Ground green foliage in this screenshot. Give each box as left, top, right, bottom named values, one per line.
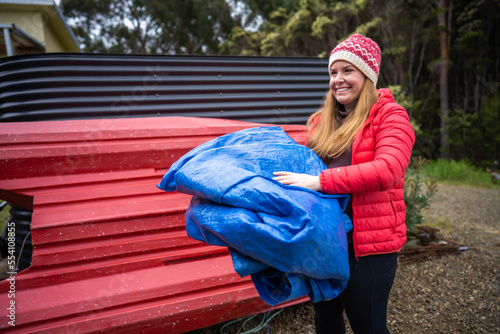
left=61, top=0, right=235, bottom=54
left=443, top=84, right=500, bottom=163
left=311, top=16, right=334, bottom=38
left=455, top=0, right=489, bottom=70
left=147, top=0, right=235, bottom=54
left=422, top=159, right=499, bottom=188
left=388, top=85, right=414, bottom=112
left=242, top=0, right=300, bottom=18
left=410, top=82, right=441, bottom=159
left=222, top=26, right=262, bottom=56
left=477, top=88, right=500, bottom=161
left=223, top=0, right=378, bottom=58
left=404, top=157, right=438, bottom=234
left=352, top=17, right=383, bottom=37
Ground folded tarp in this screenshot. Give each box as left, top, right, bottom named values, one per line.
left=157, top=126, right=352, bottom=305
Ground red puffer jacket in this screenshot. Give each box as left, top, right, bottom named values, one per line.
left=319, top=88, right=415, bottom=258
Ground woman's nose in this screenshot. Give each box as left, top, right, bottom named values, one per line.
left=334, top=73, right=344, bottom=84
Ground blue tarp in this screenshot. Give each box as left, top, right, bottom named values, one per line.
left=157, top=126, right=352, bottom=305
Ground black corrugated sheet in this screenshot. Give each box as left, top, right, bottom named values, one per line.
left=0, top=52, right=329, bottom=124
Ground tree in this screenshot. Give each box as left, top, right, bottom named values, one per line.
left=61, top=0, right=235, bottom=54
left=144, top=0, right=235, bottom=54
left=436, top=0, right=452, bottom=160
left=223, top=0, right=383, bottom=58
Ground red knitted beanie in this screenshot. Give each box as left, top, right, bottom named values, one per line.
left=328, top=33, right=381, bottom=85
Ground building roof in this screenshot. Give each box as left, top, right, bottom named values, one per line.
left=0, top=0, right=80, bottom=52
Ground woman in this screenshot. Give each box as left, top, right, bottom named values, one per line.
left=273, top=34, right=415, bottom=333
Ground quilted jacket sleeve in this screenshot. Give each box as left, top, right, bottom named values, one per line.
left=320, top=103, right=415, bottom=194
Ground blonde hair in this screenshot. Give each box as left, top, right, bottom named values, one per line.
left=307, top=79, right=379, bottom=160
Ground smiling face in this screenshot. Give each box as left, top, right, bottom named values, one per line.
left=329, top=60, right=367, bottom=113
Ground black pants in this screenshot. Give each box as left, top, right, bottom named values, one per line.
left=313, top=243, right=398, bottom=334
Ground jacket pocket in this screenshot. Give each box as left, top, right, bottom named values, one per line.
left=389, top=196, right=398, bottom=234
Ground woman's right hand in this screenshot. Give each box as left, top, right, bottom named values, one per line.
left=273, top=171, right=321, bottom=191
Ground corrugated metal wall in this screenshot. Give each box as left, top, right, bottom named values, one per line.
left=0, top=52, right=329, bottom=124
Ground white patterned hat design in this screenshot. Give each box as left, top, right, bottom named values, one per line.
left=328, top=33, right=381, bottom=85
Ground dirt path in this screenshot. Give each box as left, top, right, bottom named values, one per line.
left=190, top=183, right=500, bottom=334
left=388, top=184, right=500, bottom=333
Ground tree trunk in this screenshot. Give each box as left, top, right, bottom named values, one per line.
left=437, top=0, right=451, bottom=160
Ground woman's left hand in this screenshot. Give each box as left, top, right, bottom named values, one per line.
left=273, top=171, right=321, bottom=191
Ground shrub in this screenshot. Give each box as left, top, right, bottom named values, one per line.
left=404, top=157, right=438, bottom=235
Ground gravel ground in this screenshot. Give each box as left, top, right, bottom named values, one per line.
left=189, top=183, right=500, bottom=334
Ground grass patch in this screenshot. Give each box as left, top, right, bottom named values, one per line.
left=422, top=159, right=499, bottom=188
